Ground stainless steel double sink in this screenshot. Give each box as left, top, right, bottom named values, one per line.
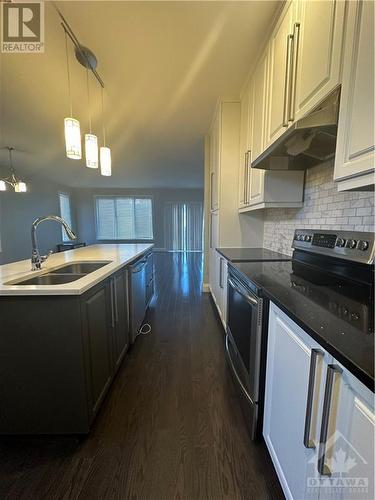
left=6, top=261, right=112, bottom=286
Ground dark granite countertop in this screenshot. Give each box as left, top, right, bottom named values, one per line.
left=216, top=247, right=291, bottom=262
left=229, top=260, right=374, bottom=392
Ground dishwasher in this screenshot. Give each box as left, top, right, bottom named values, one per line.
left=128, top=251, right=153, bottom=344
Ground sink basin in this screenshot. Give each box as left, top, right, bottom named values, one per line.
left=12, top=274, right=86, bottom=286
left=49, top=261, right=111, bottom=275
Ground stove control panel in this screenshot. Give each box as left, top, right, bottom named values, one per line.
left=292, top=229, right=374, bottom=264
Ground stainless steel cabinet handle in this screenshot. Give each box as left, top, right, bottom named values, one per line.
left=245, top=150, right=251, bottom=205
left=303, top=349, right=324, bottom=449
left=114, top=279, right=119, bottom=322
left=210, top=171, right=214, bottom=210
left=219, top=258, right=224, bottom=289
left=244, top=151, right=249, bottom=205
left=283, top=34, right=294, bottom=127
left=318, top=364, right=342, bottom=476
left=110, top=279, right=115, bottom=328
left=228, top=277, right=258, bottom=306
left=288, top=22, right=300, bottom=122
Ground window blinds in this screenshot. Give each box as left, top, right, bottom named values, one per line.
left=96, top=197, right=153, bottom=240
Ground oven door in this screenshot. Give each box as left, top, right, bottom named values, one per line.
left=226, top=272, right=263, bottom=405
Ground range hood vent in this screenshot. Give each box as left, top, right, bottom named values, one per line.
left=252, top=89, right=340, bottom=171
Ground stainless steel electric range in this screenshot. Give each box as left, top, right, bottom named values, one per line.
left=226, top=230, right=374, bottom=440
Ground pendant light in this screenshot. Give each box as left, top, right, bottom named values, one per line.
left=0, top=147, right=27, bottom=193
left=85, top=69, right=98, bottom=168
left=63, top=29, right=82, bottom=160
left=100, top=87, right=111, bottom=176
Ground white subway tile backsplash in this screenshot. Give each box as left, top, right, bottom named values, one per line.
left=263, top=163, right=375, bottom=256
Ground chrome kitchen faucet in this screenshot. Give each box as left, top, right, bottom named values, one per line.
left=31, top=215, right=76, bottom=270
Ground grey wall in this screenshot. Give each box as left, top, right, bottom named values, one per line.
left=0, top=176, right=76, bottom=264
left=73, top=188, right=204, bottom=250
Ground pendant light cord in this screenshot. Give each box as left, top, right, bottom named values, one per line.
left=64, top=29, right=73, bottom=118
left=101, top=87, right=106, bottom=147
left=86, top=68, right=92, bottom=133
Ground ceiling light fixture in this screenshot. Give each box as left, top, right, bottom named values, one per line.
left=63, top=28, right=82, bottom=160
left=84, top=68, right=98, bottom=168
left=100, top=87, right=111, bottom=176
left=0, top=147, right=27, bottom=193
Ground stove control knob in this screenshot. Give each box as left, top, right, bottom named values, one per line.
left=336, top=237, right=346, bottom=248
left=346, top=239, right=357, bottom=249
left=304, top=235, right=312, bottom=242
left=357, top=240, right=369, bottom=251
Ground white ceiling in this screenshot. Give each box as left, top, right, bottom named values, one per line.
left=0, top=0, right=279, bottom=189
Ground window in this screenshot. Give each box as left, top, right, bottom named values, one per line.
left=164, top=202, right=203, bottom=251
left=95, top=196, right=153, bottom=240
left=58, top=192, right=73, bottom=242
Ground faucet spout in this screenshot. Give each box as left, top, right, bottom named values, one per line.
left=31, top=215, right=77, bottom=270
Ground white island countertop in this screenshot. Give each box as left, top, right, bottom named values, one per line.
left=0, top=244, right=153, bottom=296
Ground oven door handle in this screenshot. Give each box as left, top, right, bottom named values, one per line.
left=228, top=277, right=258, bottom=306
left=225, top=335, right=255, bottom=406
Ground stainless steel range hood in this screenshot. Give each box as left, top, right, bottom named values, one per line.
left=252, top=89, right=340, bottom=170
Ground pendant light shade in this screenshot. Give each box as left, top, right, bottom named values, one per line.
left=14, top=181, right=27, bottom=193
left=85, top=133, right=98, bottom=168
left=64, top=117, right=82, bottom=159
left=100, top=146, right=111, bottom=176
left=0, top=180, right=6, bottom=191
left=63, top=29, right=81, bottom=160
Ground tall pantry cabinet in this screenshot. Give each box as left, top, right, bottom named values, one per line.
left=207, top=101, right=241, bottom=327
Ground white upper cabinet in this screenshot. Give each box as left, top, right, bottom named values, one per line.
left=266, top=0, right=295, bottom=146
left=238, top=79, right=252, bottom=209
left=251, top=48, right=269, bottom=162
left=334, top=0, right=375, bottom=191
left=292, top=0, right=345, bottom=122
left=238, top=41, right=304, bottom=213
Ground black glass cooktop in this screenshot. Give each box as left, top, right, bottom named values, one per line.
left=230, top=258, right=374, bottom=391
left=216, top=247, right=291, bottom=262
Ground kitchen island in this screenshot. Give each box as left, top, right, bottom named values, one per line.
left=0, top=244, right=153, bottom=435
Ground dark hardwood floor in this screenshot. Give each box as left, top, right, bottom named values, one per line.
left=0, top=252, right=283, bottom=500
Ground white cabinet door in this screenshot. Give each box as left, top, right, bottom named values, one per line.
left=238, top=80, right=252, bottom=209
left=334, top=0, right=375, bottom=190
left=317, top=361, right=374, bottom=500
left=292, top=0, right=345, bottom=122
left=266, top=0, right=295, bottom=147
left=210, top=110, right=221, bottom=211
left=264, top=303, right=328, bottom=500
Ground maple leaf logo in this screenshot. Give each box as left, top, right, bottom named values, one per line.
left=332, top=448, right=357, bottom=474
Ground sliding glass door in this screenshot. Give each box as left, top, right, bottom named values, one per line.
left=164, top=202, right=203, bottom=252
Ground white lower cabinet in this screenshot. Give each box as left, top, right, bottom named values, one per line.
left=264, top=303, right=374, bottom=500
left=209, top=250, right=228, bottom=328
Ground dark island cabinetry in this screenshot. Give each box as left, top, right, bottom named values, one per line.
left=0, top=267, right=129, bottom=435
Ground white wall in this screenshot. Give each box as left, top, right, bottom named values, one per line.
left=263, top=162, right=375, bottom=256
left=0, top=176, right=76, bottom=264
left=73, top=187, right=204, bottom=250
